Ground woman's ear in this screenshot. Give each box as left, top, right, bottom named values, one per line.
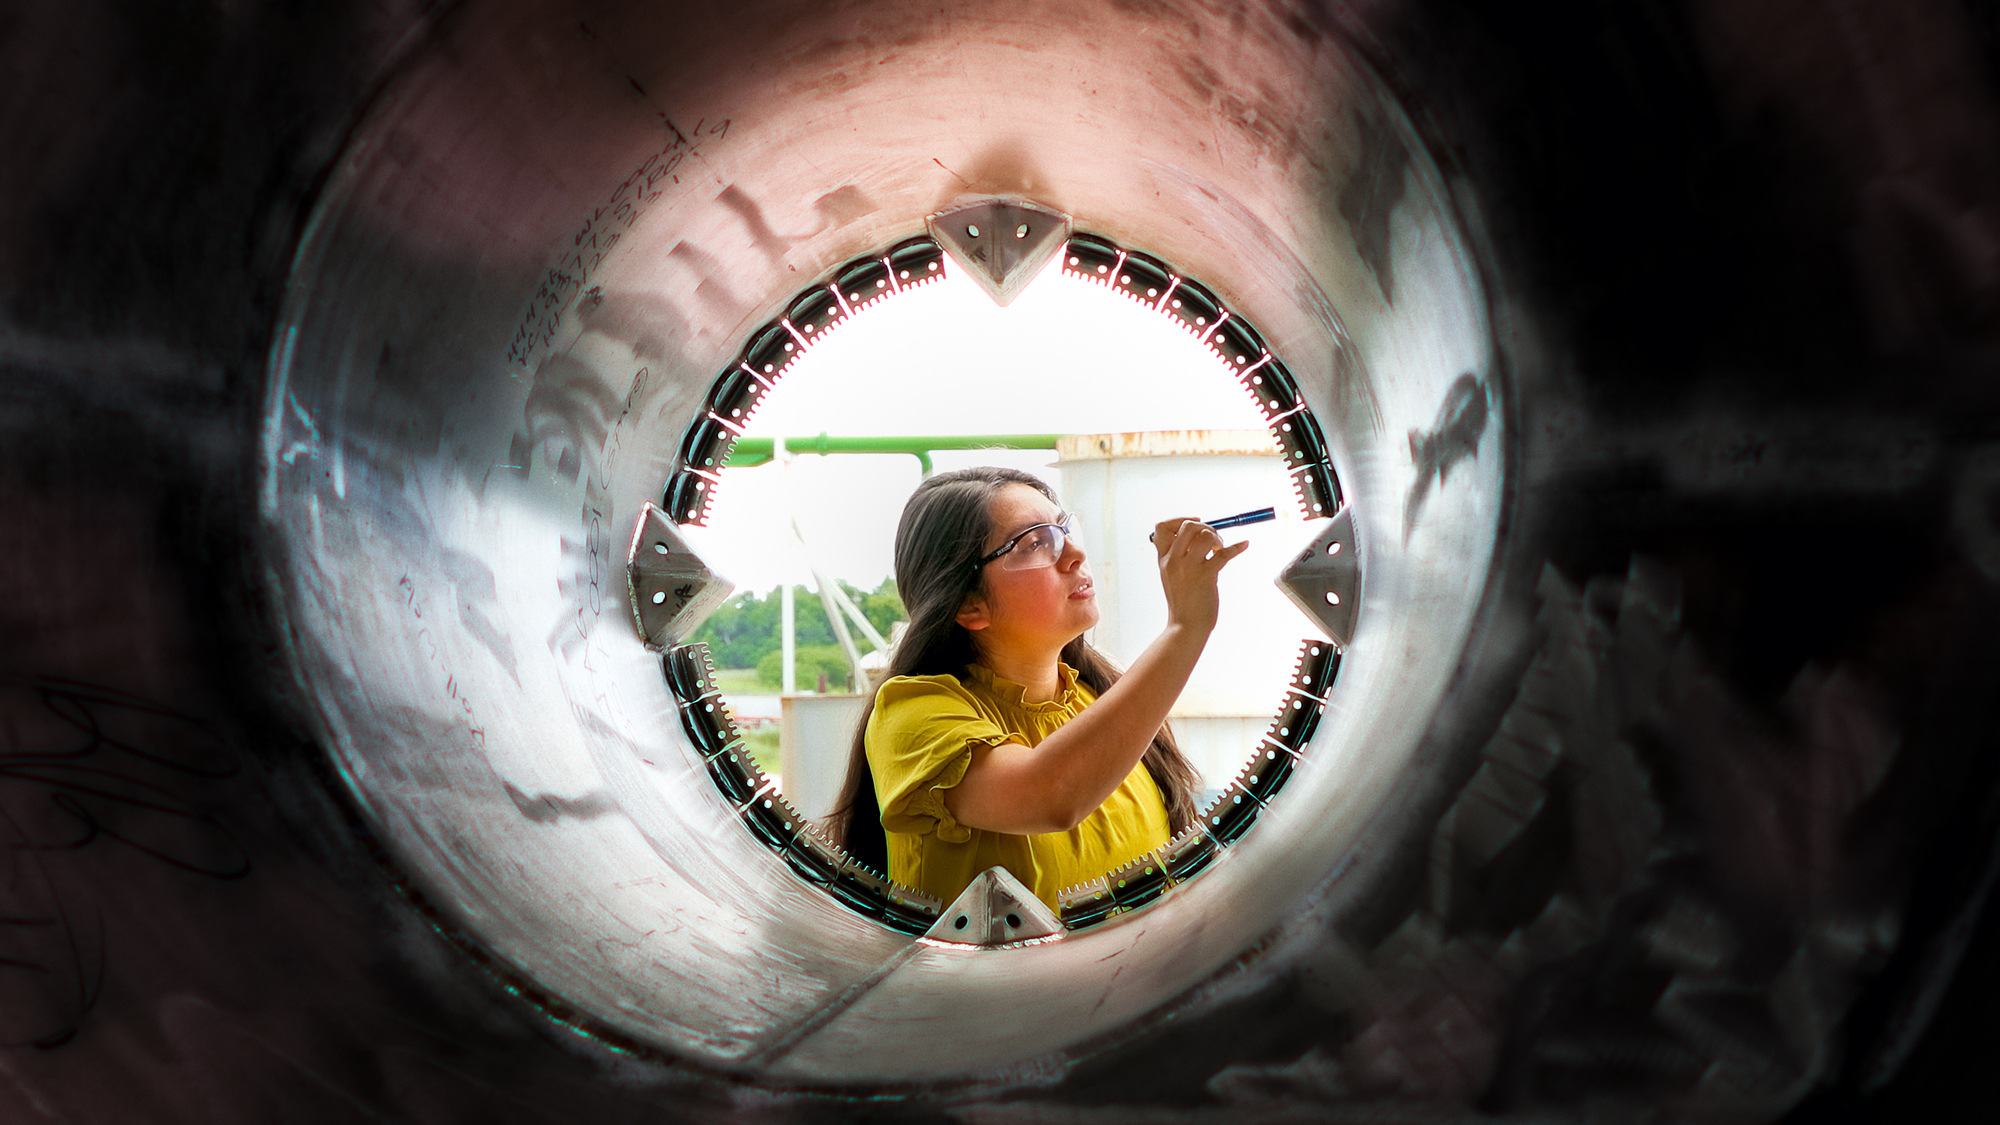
left=955, top=591, right=991, bottom=632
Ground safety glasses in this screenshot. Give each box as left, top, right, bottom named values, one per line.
left=975, top=513, right=1081, bottom=572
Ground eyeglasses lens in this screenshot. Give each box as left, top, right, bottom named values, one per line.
left=996, top=518, right=1078, bottom=571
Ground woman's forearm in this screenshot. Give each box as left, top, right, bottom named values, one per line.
left=944, top=516, right=1246, bottom=835
left=944, top=623, right=1209, bottom=834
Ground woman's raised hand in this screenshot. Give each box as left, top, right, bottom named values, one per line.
left=1152, top=517, right=1251, bottom=636
left=946, top=514, right=1252, bottom=836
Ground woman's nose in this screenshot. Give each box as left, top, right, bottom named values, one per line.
left=1059, top=535, right=1087, bottom=568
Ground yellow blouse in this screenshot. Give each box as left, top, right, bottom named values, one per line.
left=864, top=662, right=1170, bottom=910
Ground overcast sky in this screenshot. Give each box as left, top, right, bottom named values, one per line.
left=680, top=252, right=1272, bottom=595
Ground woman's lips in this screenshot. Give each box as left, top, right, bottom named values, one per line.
left=1070, top=580, right=1095, bottom=600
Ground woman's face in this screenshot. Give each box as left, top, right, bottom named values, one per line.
left=958, top=482, right=1098, bottom=653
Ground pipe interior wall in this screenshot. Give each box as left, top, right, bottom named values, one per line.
left=261, top=0, right=1498, bottom=1080
left=4, top=0, right=2000, bottom=1119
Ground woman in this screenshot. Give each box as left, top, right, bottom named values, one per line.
left=829, top=466, right=1248, bottom=910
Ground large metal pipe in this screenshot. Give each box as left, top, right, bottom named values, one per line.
left=260, top=0, right=1500, bottom=1082
left=8, top=0, right=2000, bottom=1119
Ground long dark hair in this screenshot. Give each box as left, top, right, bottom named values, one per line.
left=827, top=466, right=1201, bottom=874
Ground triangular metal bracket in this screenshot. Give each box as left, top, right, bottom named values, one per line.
left=627, top=503, right=735, bottom=650
left=923, top=865, right=1065, bottom=945
left=1275, top=504, right=1361, bottom=649
left=927, top=198, right=1071, bottom=307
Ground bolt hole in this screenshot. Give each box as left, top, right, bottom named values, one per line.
left=651, top=591, right=667, bottom=605
left=966, top=225, right=980, bottom=238
left=1327, top=541, right=1342, bottom=556
left=1324, top=591, right=1341, bottom=605
left=652, top=542, right=668, bottom=555
left=953, top=915, right=968, bottom=930
left=1006, top=913, right=1021, bottom=927
left=1015, top=224, right=1029, bottom=238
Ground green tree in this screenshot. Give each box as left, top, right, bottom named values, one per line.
left=690, top=578, right=905, bottom=672
left=756, top=644, right=857, bottom=690
left=858, top=580, right=906, bottom=639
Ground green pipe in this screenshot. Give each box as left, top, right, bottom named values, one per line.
left=725, top=433, right=1064, bottom=472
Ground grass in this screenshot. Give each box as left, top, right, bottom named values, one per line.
left=742, top=727, right=781, bottom=777
left=715, top=667, right=765, bottom=693
left=711, top=667, right=781, bottom=776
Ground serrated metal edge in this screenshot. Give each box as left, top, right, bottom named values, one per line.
left=1204, top=784, right=1267, bottom=827
left=1223, top=746, right=1288, bottom=798
left=662, top=237, right=1348, bottom=929
left=687, top=644, right=722, bottom=695
left=1102, top=846, right=1174, bottom=890
left=1288, top=637, right=1339, bottom=698
left=836, top=857, right=942, bottom=914
left=1195, top=773, right=1267, bottom=828
left=729, top=772, right=781, bottom=815
left=1265, top=689, right=1326, bottom=748
left=1056, top=874, right=1112, bottom=906
left=884, top=881, right=942, bottom=914
left=1163, top=819, right=1216, bottom=852
left=665, top=242, right=951, bottom=528
left=752, top=786, right=813, bottom=836
left=1288, top=466, right=1332, bottom=517
left=1060, top=235, right=1339, bottom=524
left=661, top=653, right=946, bottom=921
left=684, top=693, right=746, bottom=753
left=1160, top=824, right=1220, bottom=868
left=1059, top=829, right=1212, bottom=905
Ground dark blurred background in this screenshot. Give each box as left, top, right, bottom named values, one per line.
left=3, top=0, right=1998, bottom=1119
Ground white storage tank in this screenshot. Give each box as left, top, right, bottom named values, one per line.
left=1056, top=430, right=1318, bottom=796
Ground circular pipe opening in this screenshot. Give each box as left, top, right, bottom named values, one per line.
left=258, top=0, right=1504, bottom=1085
left=654, top=232, right=1351, bottom=935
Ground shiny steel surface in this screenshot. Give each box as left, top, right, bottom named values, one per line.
left=1276, top=505, right=1362, bottom=648
left=11, top=0, right=2000, bottom=1117
left=257, top=0, right=1499, bottom=1083
left=627, top=503, right=734, bottom=649
left=922, top=866, right=1064, bottom=947
left=927, top=198, right=1074, bottom=307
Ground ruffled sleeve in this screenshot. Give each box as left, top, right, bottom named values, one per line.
left=865, top=675, right=1017, bottom=844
